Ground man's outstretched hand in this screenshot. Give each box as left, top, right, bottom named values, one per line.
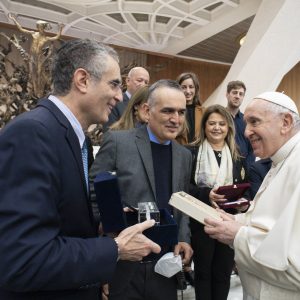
left=115, top=220, right=161, bottom=261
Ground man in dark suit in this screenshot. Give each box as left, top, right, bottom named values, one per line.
left=103, top=66, right=149, bottom=130
left=90, top=79, right=193, bottom=300
left=0, top=39, right=160, bottom=300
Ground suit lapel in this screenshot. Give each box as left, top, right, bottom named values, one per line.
left=37, top=99, right=88, bottom=198
left=135, top=127, right=156, bottom=198
left=65, top=128, right=89, bottom=198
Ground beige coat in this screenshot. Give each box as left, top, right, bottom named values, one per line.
left=177, top=105, right=205, bottom=145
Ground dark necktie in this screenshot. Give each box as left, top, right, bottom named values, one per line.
left=81, top=139, right=89, bottom=193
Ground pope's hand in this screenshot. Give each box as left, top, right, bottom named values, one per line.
left=204, top=212, right=242, bottom=246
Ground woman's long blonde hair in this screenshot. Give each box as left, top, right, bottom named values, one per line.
left=110, top=86, right=149, bottom=131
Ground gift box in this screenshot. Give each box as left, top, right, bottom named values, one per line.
left=169, top=191, right=222, bottom=225
left=94, top=171, right=178, bottom=246
left=126, top=209, right=178, bottom=246
left=216, top=183, right=250, bottom=209
left=93, top=171, right=126, bottom=233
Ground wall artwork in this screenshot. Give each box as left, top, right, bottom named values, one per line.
left=0, top=14, right=63, bottom=129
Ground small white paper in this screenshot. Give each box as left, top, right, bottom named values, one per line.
left=154, top=252, right=182, bottom=278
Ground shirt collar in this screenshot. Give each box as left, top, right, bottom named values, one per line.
left=235, top=110, right=243, bottom=119
left=125, top=90, right=131, bottom=99
left=48, top=95, right=85, bottom=148
left=146, top=125, right=171, bottom=145
left=271, top=131, right=300, bottom=166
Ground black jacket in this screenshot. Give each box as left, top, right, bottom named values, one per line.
left=187, top=145, right=248, bottom=231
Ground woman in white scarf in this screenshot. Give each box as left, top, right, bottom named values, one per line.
left=189, top=105, right=247, bottom=300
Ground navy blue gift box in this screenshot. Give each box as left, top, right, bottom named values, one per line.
left=94, top=171, right=178, bottom=246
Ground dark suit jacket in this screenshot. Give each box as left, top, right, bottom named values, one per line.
left=90, top=125, right=192, bottom=243
left=0, top=98, right=118, bottom=300
left=189, top=147, right=249, bottom=206
left=102, top=92, right=130, bottom=131
left=188, top=145, right=248, bottom=233
left=249, top=158, right=272, bottom=199
left=89, top=126, right=192, bottom=298
left=86, top=134, right=95, bottom=169
left=233, top=111, right=255, bottom=173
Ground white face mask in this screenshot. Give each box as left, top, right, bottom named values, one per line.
left=154, top=252, right=182, bottom=278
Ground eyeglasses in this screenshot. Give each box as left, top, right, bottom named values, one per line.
left=108, top=79, right=122, bottom=91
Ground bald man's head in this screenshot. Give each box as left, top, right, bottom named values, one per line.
left=126, top=67, right=150, bottom=96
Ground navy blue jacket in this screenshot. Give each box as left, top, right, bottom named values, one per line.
left=249, top=158, right=272, bottom=199
left=188, top=145, right=248, bottom=232
left=233, top=111, right=255, bottom=173
left=0, top=99, right=118, bottom=299
left=103, top=92, right=130, bottom=131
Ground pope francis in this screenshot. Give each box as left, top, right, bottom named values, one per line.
left=204, top=91, right=300, bottom=300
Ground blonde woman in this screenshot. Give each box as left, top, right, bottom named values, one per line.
left=110, top=86, right=149, bottom=130
left=189, top=104, right=247, bottom=300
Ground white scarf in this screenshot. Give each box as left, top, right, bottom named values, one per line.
left=194, top=139, right=233, bottom=188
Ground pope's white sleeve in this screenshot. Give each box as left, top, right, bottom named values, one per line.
left=234, top=226, right=300, bottom=291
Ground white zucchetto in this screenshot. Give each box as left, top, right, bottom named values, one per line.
left=255, top=91, right=298, bottom=115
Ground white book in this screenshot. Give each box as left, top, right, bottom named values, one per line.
left=169, top=191, right=222, bottom=225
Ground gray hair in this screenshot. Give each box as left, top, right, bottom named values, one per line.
left=127, top=66, right=149, bottom=78
left=147, top=79, right=183, bottom=107
left=264, top=100, right=300, bottom=128
left=51, top=39, right=119, bottom=96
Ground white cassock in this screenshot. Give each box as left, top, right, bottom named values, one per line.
left=233, top=131, right=300, bottom=300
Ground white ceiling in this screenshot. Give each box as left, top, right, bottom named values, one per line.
left=0, top=0, right=262, bottom=63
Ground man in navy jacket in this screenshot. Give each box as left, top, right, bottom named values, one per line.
left=0, top=39, right=160, bottom=300
left=226, top=80, right=255, bottom=173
